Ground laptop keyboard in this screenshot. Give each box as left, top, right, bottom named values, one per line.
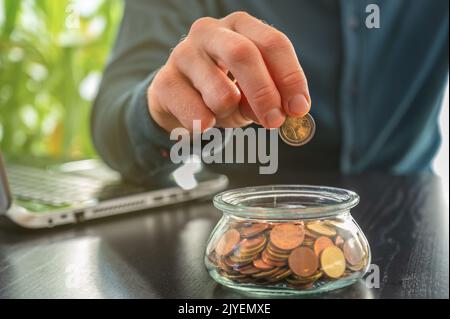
left=6, top=164, right=146, bottom=206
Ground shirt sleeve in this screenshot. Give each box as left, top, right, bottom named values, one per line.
left=91, top=0, right=212, bottom=185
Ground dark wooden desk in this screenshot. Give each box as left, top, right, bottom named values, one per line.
left=0, top=173, right=448, bottom=298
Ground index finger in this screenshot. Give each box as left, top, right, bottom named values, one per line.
left=225, top=12, right=311, bottom=117
left=201, top=27, right=285, bottom=128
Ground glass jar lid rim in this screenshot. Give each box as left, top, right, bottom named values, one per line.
left=213, top=185, right=359, bottom=219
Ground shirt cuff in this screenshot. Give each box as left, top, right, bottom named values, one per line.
left=125, top=70, right=178, bottom=178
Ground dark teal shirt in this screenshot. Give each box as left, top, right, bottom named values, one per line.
left=92, top=0, right=449, bottom=184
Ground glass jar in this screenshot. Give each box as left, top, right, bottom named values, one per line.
left=205, top=185, right=371, bottom=295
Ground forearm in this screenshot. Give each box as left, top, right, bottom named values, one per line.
left=91, top=0, right=209, bottom=184
left=92, top=70, right=173, bottom=184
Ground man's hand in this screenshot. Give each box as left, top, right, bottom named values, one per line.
left=148, top=11, right=311, bottom=133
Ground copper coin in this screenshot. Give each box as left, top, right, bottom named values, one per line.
left=234, top=251, right=264, bottom=261
left=267, top=241, right=291, bottom=253
left=313, top=236, right=334, bottom=256
left=320, top=246, right=346, bottom=279
left=219, top=258, right=239, bottom=272
left=343, top=238, right=365, bottom=266
left=274, top=268, right=292, bottom=280
left=240, top=235, right=266, bottom=249
left=224, top=257, right=251, bottom=269
left=253, top=258, right=274, bottom=270
left=288, top=271, right=323, bottom=284
left=240, top=223, right=270, bottom=238
left=264, top=253, right=288, bottom=263
left=306, top=221, right=337, bottom=237
left=235, top=236, right=267, bottom=257
left=266, top=268, right=292, bottom=282
left=229, top=250, right=256, bottom=263
left=262, top=250, right=288, bottom=267
left=234, top=248, right=263, bottom=259
left=288, top=247, right=318, bottom=277
left=235, top=245, right=265, bottom=257
left=238, top=265, right=261, bottom=275
left=266, top=244, right=290, bottom=259
left=270, top=224, right=305, bottom=250
left=251, top=267, right=280, bottom=279
left=215, top=229, right=240, bottom=257
left=207, top=252, right=218, bottom=265
left=221, top=272, right=247, bottom=280
left=279, top=113, right=316, bottom=147
left=265, top=246, right=290, bottom=260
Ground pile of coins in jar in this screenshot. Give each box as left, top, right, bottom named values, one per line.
left=206, top=219, right=369, bottom=290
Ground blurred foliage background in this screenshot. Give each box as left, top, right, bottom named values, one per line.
left=0, top=0, right=123, bottom=160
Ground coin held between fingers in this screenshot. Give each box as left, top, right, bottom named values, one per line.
left=279, top=113, right=316, bottom=146
left=287, top=94, right=310, bottom=116
left=265, top=108, right=285, bottom=128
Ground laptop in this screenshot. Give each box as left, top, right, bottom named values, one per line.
left=0, top=151, right=228, bottom=228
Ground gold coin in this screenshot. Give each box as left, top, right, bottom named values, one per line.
left=307, top=221, right=337, bottom=237
left=288, top=271, right=323, bottom=284
left=279, top=113, right=316, bottom=146
left=320, top=246, right=346, bottom=279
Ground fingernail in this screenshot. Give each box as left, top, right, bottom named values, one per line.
left=265, top=108, right=285, bottom=128
left=288, top=95, right=310, bottom=116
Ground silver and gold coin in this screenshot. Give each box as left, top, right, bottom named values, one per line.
left=279, top=113, right=316, bottom=146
